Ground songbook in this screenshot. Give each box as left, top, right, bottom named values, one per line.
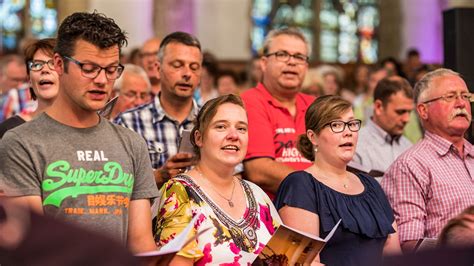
left=415, top=238, right=438, bottom=252
left=97, top=95, right=118, bottom=120
left=256, top=219, right=341, bottom=265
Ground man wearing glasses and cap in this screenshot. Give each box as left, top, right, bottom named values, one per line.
left=382, top=68, right=474, bottom=253
left=241, top=28, right=314, bottom=198
left=0, top=12, right=159, bottom=255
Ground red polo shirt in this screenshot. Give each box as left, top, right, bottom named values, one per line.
left=241, top=83, right=314, bottom=172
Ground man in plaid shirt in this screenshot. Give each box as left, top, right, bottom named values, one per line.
left=382, top=68, right=474, bottom=252
left=115, top=32, right=201, bottom=187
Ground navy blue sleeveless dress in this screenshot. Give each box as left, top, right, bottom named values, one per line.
left=274, top=171, right=395, bottom=266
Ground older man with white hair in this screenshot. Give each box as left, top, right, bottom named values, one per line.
left=110, top=64, right=151, bottom=119
left=382, top=68, right=474, bottom=252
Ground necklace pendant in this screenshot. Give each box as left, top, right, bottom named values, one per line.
left=228, top=201, right=234, bottom=207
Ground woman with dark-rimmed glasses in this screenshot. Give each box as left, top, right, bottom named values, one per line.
left=275, top=95, right=401, bottom=266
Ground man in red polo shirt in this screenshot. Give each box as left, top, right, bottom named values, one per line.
left=241, top=28, right=314, bottom=197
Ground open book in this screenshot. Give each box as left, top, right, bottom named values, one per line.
left=256, top=219, right=341, bottom=265
left=415, top=238, right=438, bottom=252
left=135, top=216, right=209, bottom=265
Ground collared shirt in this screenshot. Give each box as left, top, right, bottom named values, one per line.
left=353, top=118, right=413, bottom=173
left=381, top=131, right=474, bottom=242
left=114, top=94, right=198, bottom=169
left=241, top=83, right=314, bottom=170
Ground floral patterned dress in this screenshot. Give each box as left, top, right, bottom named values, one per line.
left=154, top=174, right=281, bottom=265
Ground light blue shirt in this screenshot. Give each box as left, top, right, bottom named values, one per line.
left=353, top=118, right=412, bottom=173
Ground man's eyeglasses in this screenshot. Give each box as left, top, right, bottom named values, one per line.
left=123, top=91, right=151, bottom=101
left=28, top=60, right=55, bottom=72
left=423, top=91, right=473, bottom=104
left=324, top=119, right=362, bottom=133
left=62, top=55, right=124, bottom=80
left=265, top=50, right=309, bottom=65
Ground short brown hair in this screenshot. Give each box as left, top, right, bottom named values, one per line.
left=190, top=94, right=246, bottom=159
left=297, top=95, right=352, bottom=161
left=23, top=38, right=57, bottom=100
left=374, top=76, right=413, bottom=106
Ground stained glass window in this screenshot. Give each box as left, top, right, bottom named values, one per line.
left=251, top=0, right=315, bottom=58
left=0, top=0, right=57, bottom=53
left=0, top=0, right=26, bottom=52
left=319, top=0, right=379, bottom=63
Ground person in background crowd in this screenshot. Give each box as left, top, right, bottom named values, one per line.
left=349, top=63, right=370, bottom=97
left=155, top=94, right=280, bottom=265
left=127, top=47, right=141, bottom=66
left=140, top=37, right=161, bottom=96
left=275, top=95, right=401, bottom=265
left=382, top=68, right=474, bottom=253
left=0, top=38, right=59, bottom=138
left=0, top=54, right=29, bottom=122
left=194, top=51, right=219, bottom=106
left=0, top=54, right=28, bottom=94
left=241, top=27, right=314, bottom=198
left=115, top=31, right=201, bottom=187
left=0, top=11, right=159, bottom=256
left=353, top=66, right=388, bottom=124
left=353, top=76, right=414, bottom=176
left=109, top=64, right=151, bottom=119
left=403, top=48, right=423, bottom=85
left=216, top=69, right=240, bottom=96
left=381, top=57, right=406, bottom=78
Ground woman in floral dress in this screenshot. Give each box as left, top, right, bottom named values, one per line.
left=154, top=94, right=281, bottom=265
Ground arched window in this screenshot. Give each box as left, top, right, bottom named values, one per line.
left=0, top=0, right=57, bottom=53
left=250, top=0, right=379, bottom=63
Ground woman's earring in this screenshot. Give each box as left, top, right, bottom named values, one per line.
left=314, top=147, right=318, bottom=153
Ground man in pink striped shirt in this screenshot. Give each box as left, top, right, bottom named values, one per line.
left=382, top=68, right=474, bottom=252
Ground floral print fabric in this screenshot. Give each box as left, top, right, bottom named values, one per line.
left=155, top=174, right=280, bottom=265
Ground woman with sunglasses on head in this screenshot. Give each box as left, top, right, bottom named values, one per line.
left=274, top=95, right=401, bottom=266
left=154, top=94, right=280, bottom=265
left=0, top=38, right=59, bottom=138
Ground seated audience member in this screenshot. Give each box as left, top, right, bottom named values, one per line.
left=381, top=57, right=406, bottom=78
left=110, top=64, right=151, bottom=119
left=115, top=32, right=201, bottom=187
left=194, top=51, right=219, bottom=106
left=348, top=63, right=370, bottom=97
left=382, top=68, right=474, bottom=253
left=275, top=95, right=401, bottom=265
left=0, top=54, right=29, bottom=122
left=353, top=76, right=414, bottom=175
left=216, top=69, right=240, bottom=96
left=0, top=38, right=59, bottom=138
left=154, top=95, right=280, bottom=265
left=140, top=37, right=161, bottom=96
left=241, top=28, right=314, bottom=197
left=438, top=205, right=474, bottom=247
left=353, top=66, right=388, bottom=124
left=301, top=68, right=323, bottom=97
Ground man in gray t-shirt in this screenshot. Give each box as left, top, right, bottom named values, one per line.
left=0, top=12, right=158, bottom=254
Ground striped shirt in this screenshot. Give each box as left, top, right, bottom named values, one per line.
left=381, top=131, right=474, bottom=242
left=114, top=95, right=198, bottom=169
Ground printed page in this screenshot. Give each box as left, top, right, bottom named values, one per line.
left=257, top=219, right=341, bottom=265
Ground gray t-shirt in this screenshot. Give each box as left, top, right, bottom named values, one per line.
left=0, top=113, right=159, bottom=244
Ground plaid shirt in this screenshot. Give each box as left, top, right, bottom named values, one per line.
left=381, top=131, right=474, bottom=242
left=114, top=95, right=198, bottom=169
